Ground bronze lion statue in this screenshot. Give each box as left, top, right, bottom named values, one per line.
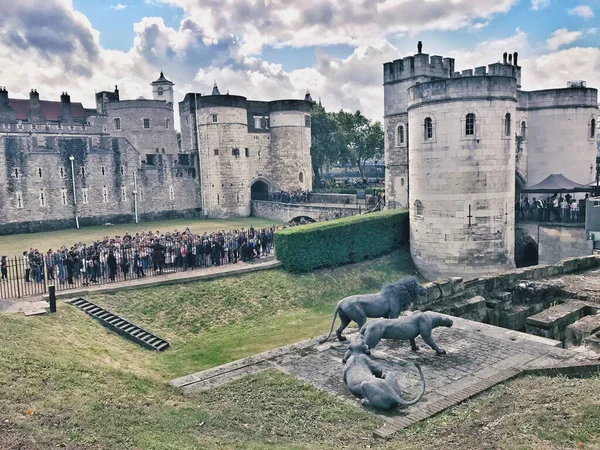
left=319, top=276, right=427, bottom=344
left=360, top=311, right=453, bottom=355
left=342, top=335, right=426, bottom=410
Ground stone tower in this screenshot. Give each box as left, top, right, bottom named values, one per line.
left=151, top=71, right=174, bottom=104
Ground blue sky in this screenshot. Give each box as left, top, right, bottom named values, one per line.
left=0, top=0, right=598, bottom=126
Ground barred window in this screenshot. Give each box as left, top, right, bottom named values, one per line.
left=397, top=125, right=404, bottom=145
left=143, top=118, right=150, bottom=129
left=16, top=191, right=23, bottom=208
left=121, top=186, right=127, bottom=201
left=39, top=190, right=46, bottom=207
left=591, top=118, right=596, bottom=139
left=212, top=114, right=218, bottom=123
left=82, top=188, right=88, bottom=204
left=504, top=113, right=511, bottom=136
left=114, top=118, right=121, bottom=131
left=465, top=113, right=475, bottom=136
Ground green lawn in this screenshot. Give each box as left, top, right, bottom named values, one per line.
left=1, top=249, right=599, bottom=449
left=0, top=217, right=279, bottom=258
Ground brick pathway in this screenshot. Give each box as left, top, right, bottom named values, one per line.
left=170, top=313, right=600, bottom=440
left=0, top=256, right=281, bottom=315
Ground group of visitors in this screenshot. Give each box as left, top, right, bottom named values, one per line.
left=269, top=190, right=311, bottom=203
left=516, top=194, right=588, bottom=223
left=14, top=226, right=277, bottom=286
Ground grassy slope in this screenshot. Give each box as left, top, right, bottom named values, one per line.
left=0, top=217, right=278, bottom=258
left=1, top=249, right=599, bottom=449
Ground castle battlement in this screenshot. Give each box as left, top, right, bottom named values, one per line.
left=383, top=53, right=455, bottom=84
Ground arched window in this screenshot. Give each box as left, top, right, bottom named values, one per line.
left=591, top=118, right=596, bottom=139
left=424, top=118, right=433, bottom=140
left=521, top=121, right=527, bottom=141
left=414, top=200, right=424, bottom=218
left=397, top=125, right=404, bottom=145
left=165, top=118, right=170, bottom=129
left=299, top=172, right=304, bottom=183
left=504, top=113, right=511, bottom=136
left=465, top=113, right=475, bottom=136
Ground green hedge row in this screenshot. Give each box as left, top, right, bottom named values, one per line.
left=274, top=209, right=409, bottom=272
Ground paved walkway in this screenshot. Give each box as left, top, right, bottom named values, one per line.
left=170, top=313, right=600, bottom=440
left=0, top=256, right=281, bottom=315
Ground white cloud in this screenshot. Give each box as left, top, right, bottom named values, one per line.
left=531, top=0, right=550, bottom=10
left=111, top=3, right=127, bottom=10
left=546, top=28, right=582, bottom=51
left=568, top=5, right=594, bottom=19
left=588, top=27, right=598, bottom=34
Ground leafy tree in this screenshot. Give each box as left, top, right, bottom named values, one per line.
left=309, top=102, right=344, bottom=185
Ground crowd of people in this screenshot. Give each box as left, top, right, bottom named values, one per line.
left=516, top=193, right=588, bottom=223
left=269, top=190, right=311, bottom=203
left=13, top=226, right=278, bottom=286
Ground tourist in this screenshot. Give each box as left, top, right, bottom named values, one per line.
left=1, top=256, right=7, bottom=281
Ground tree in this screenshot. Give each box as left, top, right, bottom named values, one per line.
left=309, top=102, right=345, bottom=185
left=334, top=110, right=383, bottom=182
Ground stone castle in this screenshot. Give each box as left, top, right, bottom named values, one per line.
left=384, top=43, right=598, bottom=280
left=0, top=73, right=312, bottom=233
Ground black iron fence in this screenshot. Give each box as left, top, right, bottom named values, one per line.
left=0, top=239, right=274, bottom=300
left=516, top=206, right=585, bottom=224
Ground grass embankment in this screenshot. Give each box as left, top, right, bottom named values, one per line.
left=1, top=249, right=599, bottom=449
left=0, top=217, right=279, bottom=258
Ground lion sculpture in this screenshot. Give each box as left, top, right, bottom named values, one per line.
left=360, top=311, right=453, bottom=355
left=342, top=335, right=426, bottom=410
left=320, top=276, right=427, bottom=344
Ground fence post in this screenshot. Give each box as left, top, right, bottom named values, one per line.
left=48, top=285, right=56, bottom=313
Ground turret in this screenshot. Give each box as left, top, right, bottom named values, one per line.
left=151, top=71, right=175, bottom=104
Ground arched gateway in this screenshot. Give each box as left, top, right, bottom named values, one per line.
left=251, top=179, right=269, bottom=201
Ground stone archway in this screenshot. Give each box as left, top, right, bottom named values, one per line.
left=251, top=179, right=269, bottom=201
left=515, top=233, right=539, bottom=268
left=290, top=215, right=316, bottom=224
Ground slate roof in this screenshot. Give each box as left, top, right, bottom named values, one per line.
left=8, top=99, right=90, bottom=121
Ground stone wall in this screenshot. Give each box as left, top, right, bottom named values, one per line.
left=251, top=200, right=360, bottom=223
left=516, top=222, right=593, bottom=265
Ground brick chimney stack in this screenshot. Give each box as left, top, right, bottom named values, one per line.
left=29, top=89, right=40, bottom=109
left=61, top=91, right=73, bottom=123
left=0, top=87, right=8, bottom=105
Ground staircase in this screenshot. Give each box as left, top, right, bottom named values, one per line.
left=68, top=298, right=169, bottom=351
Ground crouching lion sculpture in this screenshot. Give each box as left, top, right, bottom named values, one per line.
left=360, top=311, right=453, bottom=355
left=342, top=335, right=426, bottom=410
left=320, top=276, right=427, bottom=344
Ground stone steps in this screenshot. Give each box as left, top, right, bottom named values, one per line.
left=565, top=314, right=600, bottom=347
left=525, top=300, right=598, bottom=341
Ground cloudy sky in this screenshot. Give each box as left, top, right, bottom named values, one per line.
left=0, top=0, right=598, bottom=129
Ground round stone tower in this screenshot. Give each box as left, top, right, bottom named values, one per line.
left=268, top=100, right=312, bottom=192
left=408, top=74, right=517, bottom=280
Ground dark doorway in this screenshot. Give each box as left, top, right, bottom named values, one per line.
left=290, top=216, right=316, bottom=224
left=523, top=242, right=539, bottom=267
left=251, top=180, right=269, bottom=200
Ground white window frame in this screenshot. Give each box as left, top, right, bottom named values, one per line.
left=102, top=125, right=108, bottom=134
left=142, top=118, right=150, bottom=129
left=254, top=116, right=262, bottom=129
left=82, top=188, right=89, bottom=204
left=461, top=109, right=480, bottom=140
left=414, top=199, right=424, bottom=218
left=212, top=114, right=218, bottom=123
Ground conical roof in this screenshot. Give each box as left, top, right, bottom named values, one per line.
left=151, top=71, right=174, bottom=85
left=212, top=81, right=221, bottom=96
left=521, top=173, right=592, bottom=193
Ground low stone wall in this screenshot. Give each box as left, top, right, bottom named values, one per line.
left=308, top=193, right=357, bottom=204
left=516, top=222, right=592, bottom=265
left=416, top=254, right=599, bottom=312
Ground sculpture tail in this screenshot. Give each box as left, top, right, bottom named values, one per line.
left=395, top=363, right=426, bottom=407
left=318, top=304, right=340, bottom=344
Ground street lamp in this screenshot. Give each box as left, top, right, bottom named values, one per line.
left=69, top=155, right=79, bottom=229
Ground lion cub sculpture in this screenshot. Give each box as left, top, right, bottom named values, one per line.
left=320, top=276, right=427, bottom=344
left=360, top=311, right=453, bottom=355
left=342, top=335, right=426, bottom=410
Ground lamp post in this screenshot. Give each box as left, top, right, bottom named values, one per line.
left=133, top=170, right=139, bottom=224
left=69, top=155, right=79, bottom=229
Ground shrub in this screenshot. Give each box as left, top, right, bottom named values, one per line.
left=274, top=209, right=409, bottom=272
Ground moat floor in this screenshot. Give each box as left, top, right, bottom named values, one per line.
left=171, top=314, right=600, bottom=439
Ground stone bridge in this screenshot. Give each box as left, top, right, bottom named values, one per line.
left=251, top=200, right=365, bottom=223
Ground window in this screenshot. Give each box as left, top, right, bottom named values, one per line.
left=121, top=186, right=127, bottom=201
left=13, top=168, right=19, bottom=179
left=38, top=168, right=42, bottom=178
left=186, top=116, right=190, bottom=125
left=102, top=186, right=109, bottom=203
left=59, top=167, right=65, bottom=178
left=32, top=123, right=37, bottom=130
left=60, top=189, right=68, bottom=206
left=397, top=125, right=404, bottom=146
left=504, top=113, right=511, bottom=137
left=465, top=113, right=475, bottom=136
left=424, top=117, right=433, bottom=140
left=245, top=148, right=249, bottom=157
left=591, top=118, right=596, bottom=139
left=16, top=191, right=23, bottom=209
left=401, top=177, right=404, bottom=187
left=414, top=199, right=424, bottom=218
left=81, top=167, right=86, bottom=178
left=232, top=148, right=240, bottom=157
left=102, top=125, right=107, bottom=134
left=217, top=193, right=220, bottom=205
left=212, top=114, right=218, bottom=123
left=157, top=87, right=164, bottom=96
left=521, top=121, right=527, bottom=141
left=82, top=188, right=88, bottom=204
left=120, top=166, right=125, bottom=175
left=143, top=118, right=150, bottom=129
left=39, top=190, right=46, bottom=207
left=237, top=193, right=240, bottom=204
left=139, top=190, right=144, bottom=202
left=214, top=149, right=219, bottom=156
left=299, top=172, right=304, bottom=183
left=165, top=118, right=170, bottom=130
left=114, top=118, right=121, bottom=131
left=169, top=186, right=174, bottom=201
left=254, top=116, right=262, bottom=129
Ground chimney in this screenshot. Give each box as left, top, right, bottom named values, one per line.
left=508, top=53, right=513, bottom=65
left=0, top=86, right=8, bottom=105
left=114, top=84, right=120, bottom=101
left=513, top=52, right=518, bottom=66
left=61, top=91, right=73, bottom=123
left=29, top=89, right=40, bottom=109
left=503, top=52, right=507, bottom=64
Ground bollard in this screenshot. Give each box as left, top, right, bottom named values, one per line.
left=49, top=285, right=56, bottom=313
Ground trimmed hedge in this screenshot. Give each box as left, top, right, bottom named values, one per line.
left=274, top=209, right=409, bottom=272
